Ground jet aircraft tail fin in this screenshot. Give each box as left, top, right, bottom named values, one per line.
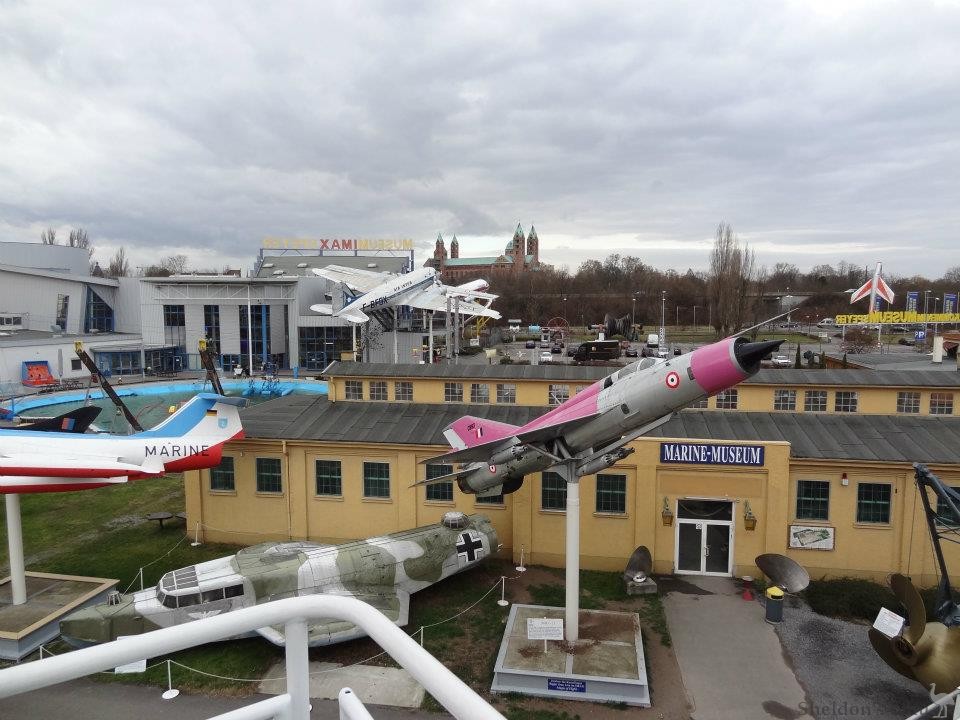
left=443, top=415, right=519, bottom=450
left=137, top=393, right=246, bottom=441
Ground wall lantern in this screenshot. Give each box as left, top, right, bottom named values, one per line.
left=661, top=497, right=674, bottom=526
left=743, top=500, right=758, bottom=531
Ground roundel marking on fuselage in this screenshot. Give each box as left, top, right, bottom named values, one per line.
left=489, top=464, right=497, bottom=473
left=665, top=371, right=681, bottom=389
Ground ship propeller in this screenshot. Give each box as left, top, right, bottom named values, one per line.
left=868, top=573, right=960, bottom=692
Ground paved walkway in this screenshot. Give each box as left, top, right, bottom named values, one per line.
left=258, top=661, right=425, bottom=708
left=662, top=575, right=807, bottom=720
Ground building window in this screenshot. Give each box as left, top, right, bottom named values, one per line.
left=444, top=382, right=463, bottom=402
left=541, top=471, right=567, bottom=511
left=936, top=487, right=960, bottom=526
left=255, top=458, right=282, bottom=494
left=596, top=474, right=627, bottom=514
left=70, top=358, right=82, bottom=372
left=203, top=305, right=221, bottom=357
left=470, top=383, right=489, bottom=403
left=688, top=397, right=708, bottom=409
left=425, top=464, right=453, bottom=502
left=774, top=389, right=797, bottom=411
left=395, top=381, right=413, bottom=401
left=315, top=460, right=342, bottom=496
left=298, top=326, right=353, bottom=370
left=345, top=381, right=363, bottom=400
left=835, top=391, right=859, bottom=413
left=796, top=480, right=829, bottom=520
left=210, top=457, right=235, bottom=492
left=856, top=483, right=891, bottom=524
left=363, top=461, right=390, bottom=498
left=370, top=381, right=388, bottom=401
left=896, top=391, right=920, bottom=414
left=162, top=304, right=186, bottom=350
left=715, top=389, right=738, bottom=410
left=477, top=491, right=504, bottom=505
left=238, top=304, right=272, bottom=367
left=931, top=393, right=954, bottom=415
left=548, top=384, right=570, bottom=405
left=575, top=386, right=589, bottom=395
left=804, top=390, right=828, bottom=412
left=496, top=383, right=517, bottom=404
left=55, top=293, right=69, bottom=331
left=84, top=287, right=114, bottom=333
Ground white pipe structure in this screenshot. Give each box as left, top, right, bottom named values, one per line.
left=4, top=493, right=26, bottom=605
left=339, top=688, right=376, bottom=720
left=0, top=595, right=505, bottom=720
left=562, top=460, right=580, bottom=643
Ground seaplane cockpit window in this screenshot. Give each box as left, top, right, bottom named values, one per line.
left=178, top=593, right=201, bottom=607
left=201, top=588, right=225, bottom=603
left=158, top=591, right=178, bottom=610
left=224, top=584, right=245, bottom=599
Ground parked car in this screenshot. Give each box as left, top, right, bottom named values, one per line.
left=539, top=351, right=553, bottom=361
left=656, top=348, right=669, bottom=359
left=539, top=341, right=552, bottom=349
left=624, top=347, right=639, bottom=357
left=673, top=347, right=682, bottom=356
left=817, top=318, right=836, bottom=328
left=550, top=345, right=562, bottom=354
left=771, top=355, right=792, bottom=368
left=525, top=340, right=536, bottom=349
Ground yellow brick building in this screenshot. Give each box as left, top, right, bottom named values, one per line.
left=184, top=363, right=960, bottom=585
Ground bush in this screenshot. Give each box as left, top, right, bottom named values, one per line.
left=805, top=578, right=898, bottom=621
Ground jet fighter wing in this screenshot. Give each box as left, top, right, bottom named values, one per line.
left=514, top=412, right=601, bottom=445
left=254, top=588, right=409, bottom=646
left=311, top=265, right=394, bottom=293
left=0, top=453, right=163, bottom=478
left=395, top=285, right=501, bottom=319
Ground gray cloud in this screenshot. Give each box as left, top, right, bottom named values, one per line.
left=0, top=1, right=958, bottom=276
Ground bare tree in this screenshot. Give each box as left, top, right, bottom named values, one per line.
left=40, top=227, right=57, bottom=245
left=708, top=223, right=757, bottom=336
left=106, top=247, right=131, bottom=278
left=68, top=228, right=89, bottom=249
left=943, top=266, right=960, bottom=285
left=161, top=254, right=188, bottom=275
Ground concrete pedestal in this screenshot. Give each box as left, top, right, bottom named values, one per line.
left=491, top=604, right=651, bottom=706
left=625, top=577, right=659, bottom=596
left=0, top=572, right=117, bottom=660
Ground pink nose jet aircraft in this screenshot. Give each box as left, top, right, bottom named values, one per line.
left=416, top=337, right=783, bottom=497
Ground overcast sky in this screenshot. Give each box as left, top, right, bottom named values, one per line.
left=1, top=1, right=958, bottom=277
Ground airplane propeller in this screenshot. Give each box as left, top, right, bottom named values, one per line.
left=868, top=573, right=960, bottom=692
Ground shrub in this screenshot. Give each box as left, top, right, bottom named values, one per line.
left=804, top=578, right=898, bottom=621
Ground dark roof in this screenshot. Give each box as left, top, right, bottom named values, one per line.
left=324, top=361, right=611, bottom=382
left=325, top=362, right=960, bottom=388
left=746, top=368, right=960, bottom=387
left=239, top=396, right=960, bottom=464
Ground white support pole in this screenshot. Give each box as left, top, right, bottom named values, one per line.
left=445, top=297, right=452, bottom=360
left=428, top=312, right=434, bottom=364
left=454, top=298, right=461, bottom=363
left=339, top=688, right=375, bottom=720
left=246, top=286, right=254, bottom=375
left=393, top=307, right=399, bottom=364
left=5, top=493, right=26, bottom=605
left=562, top=461, right=580, bottom=643
left=284, top=618, right=310, bottom=720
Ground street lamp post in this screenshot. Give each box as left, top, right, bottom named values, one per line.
left=692, top=305, right=697, bottom=329
left=660, top=291, right=667, bottom=348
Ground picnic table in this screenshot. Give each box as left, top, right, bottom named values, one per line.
left=146, top=511, right=174, bottom=529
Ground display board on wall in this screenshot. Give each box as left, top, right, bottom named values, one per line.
left=789, top=525, right=835, bottom=551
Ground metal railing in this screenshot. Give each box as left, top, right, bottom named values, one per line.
left=0, top=595, right=505, bottom=720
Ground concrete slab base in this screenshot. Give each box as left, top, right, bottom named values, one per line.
left=625, top=577, right=658, bottom=595
left=258, top=661, right=425, bottom=709
left=491, top=604, right=650, bottom=706
left=0, top=572, right=118, bottom=660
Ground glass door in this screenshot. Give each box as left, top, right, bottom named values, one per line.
left=677, top=522, right=703, bottom=573
left=704, top=523, right=732, bottom=575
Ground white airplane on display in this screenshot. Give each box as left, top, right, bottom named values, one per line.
left=0, top=393, right=245, bottom=493
left=309, top=265, right=501, bottom=324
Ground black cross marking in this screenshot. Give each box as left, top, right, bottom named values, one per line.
left=456, top=531, right=484, bottom=562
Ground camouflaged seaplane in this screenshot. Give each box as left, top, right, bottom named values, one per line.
left=60, top=512, right=497, bottom=647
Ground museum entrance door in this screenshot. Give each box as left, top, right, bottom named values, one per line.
left=674, top=499, right=734, bottom=576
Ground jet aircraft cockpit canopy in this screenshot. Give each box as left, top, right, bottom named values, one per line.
left=156, top=564, right=244, bottom=609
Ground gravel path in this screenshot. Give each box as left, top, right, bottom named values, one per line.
left=774, top=596, right=931, bottom=719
